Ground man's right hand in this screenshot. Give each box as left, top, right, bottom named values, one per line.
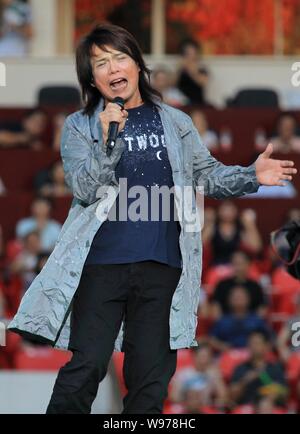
left=99, top=102, right=128, bottom=145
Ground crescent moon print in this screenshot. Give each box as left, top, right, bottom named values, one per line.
left=156, top=150, right=162, bottom=160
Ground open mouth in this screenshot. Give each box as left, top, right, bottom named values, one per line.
left=110, top=78, right=128, bottom=90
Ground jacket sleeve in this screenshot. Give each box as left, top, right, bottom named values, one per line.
left=60, top=115, right=125, bottom=205
left=191, top=125, right=261, bottom=199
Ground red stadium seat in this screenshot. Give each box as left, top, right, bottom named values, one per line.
left=219, top=349, right=250, bottom=382
left=230, top=404, right=254, bottom=414
left=111, top=351, right=127, bottom=397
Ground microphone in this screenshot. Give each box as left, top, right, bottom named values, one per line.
left=106, top=96, right=125, bottom=157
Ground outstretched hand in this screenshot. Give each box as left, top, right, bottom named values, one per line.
left=255, top=143, right=297, bottom=186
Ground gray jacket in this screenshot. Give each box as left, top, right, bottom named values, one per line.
left=8, top=99, right=260, bottom=351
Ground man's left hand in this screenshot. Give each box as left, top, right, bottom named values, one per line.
left=255, top=143, right=297, bottom=186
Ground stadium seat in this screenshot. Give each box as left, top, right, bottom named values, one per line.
left=37, top=86, right=81, bottom=107
left=226, top=89, right=279, bottom=108
left=219, top=349, right=250, bottom=382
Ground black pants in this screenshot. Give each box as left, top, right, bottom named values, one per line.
left=46, top=260, right=182, bottom=414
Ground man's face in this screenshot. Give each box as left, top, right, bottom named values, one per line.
left=90, top=44, right=141, bottom=107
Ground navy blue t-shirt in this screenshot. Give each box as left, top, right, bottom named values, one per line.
left=85, top=103, right=182, bottom=269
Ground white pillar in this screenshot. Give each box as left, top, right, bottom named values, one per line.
left=29, top=0, right=57, bottom=56
left=151, top=0, right=166, bottom=56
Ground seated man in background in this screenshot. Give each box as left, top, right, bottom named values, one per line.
left=229, top=331, right=288, bottom=408
left=177, top=38, right=211, bottom=106
left=190, top=109, right=219, bottom=151
left=202, top=201, right=263, bottom=266
left=150, top=67, right=189, bottom=107
left=0, top=108, right=48, bottom=149
left=169, top=342, right=227, bottom=407
left=270, top=113, right=300, bottom=154
left=34, top=161, right=71, bottom=198
left=211, top=251, right=267, bottom=319
left=15, top=197, right=61, bottom=252
left=209, top=286, right=271, bottom=351
left=0, top=0, right=33, bottom=57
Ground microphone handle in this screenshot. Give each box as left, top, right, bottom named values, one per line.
left=106, top=121, right=119, bottom=156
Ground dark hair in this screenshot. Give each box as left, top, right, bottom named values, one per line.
left=75, top=23, right=162, bottom=116
left=248, top=329, right=270, bottom=343
left=24, top=107, right=48, bottom=120
left=179, top=38, right=201, bottom=56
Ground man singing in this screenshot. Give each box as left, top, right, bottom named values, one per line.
left=8, top=23, right=297, bottom=414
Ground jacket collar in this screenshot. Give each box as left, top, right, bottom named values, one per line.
left=88, top=97, right=191, bottom=143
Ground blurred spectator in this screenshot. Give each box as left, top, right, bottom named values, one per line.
left=151, top=67, right=189, bottom=108
left=177, top=38, right=211, bottom=106
left=190, top=109, right=219, bottom=151
left=202, top=202, right=263, bottom=265
left=16, top=197, right=61, bottom=252
left=229, top=331, right=288, bottom=406
left=277, top=294, right=300, bottom=363
left=52, top=112, right=68, bottom=151
left=270, top=113, right=300, bottom=154
left=170, top=343, right=227, bottom=407
left=0, top=0, right=32, bottom=57
left=211, top=251, right=267, bottom=319
left=285, top=208, right=300, bottom=223
left=254, top=395, right=285, bottom=414
left=209, top=286, right=271, bottom=351
left=34, top=161, right=71, bottom=198
left=0, top=177, right=6, bottom=195
left=10, top=230, right=41, bottom=292
left=0, top=108, right=48, bottom=149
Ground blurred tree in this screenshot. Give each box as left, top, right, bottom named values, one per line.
left=167, top=0, right=300, bottom=55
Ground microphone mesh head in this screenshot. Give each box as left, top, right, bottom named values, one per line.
left=113, top=97, right=125, bottom=108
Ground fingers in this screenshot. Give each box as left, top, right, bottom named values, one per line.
left=103, top=103, right=128, bottom=123
left=280, top=160, right=295, bottom=167
left=282, top=167, right=297, bottom=175
left=281, top=175, right=293, bottom=181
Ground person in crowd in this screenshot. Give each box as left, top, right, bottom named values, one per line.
left=34, top=161, right=71, bottom=198
left=16, top=197, right=61, bottom=252
left=270, top=113, right=300, bottom=154
left=177, top=38, right=211, bottom=106
left=9, top=230, right=41, bottom=292
left=190, top=109, right=219, bottom=151
left=209, top=286, right=271, bottom=351
left=229, top=331, right=287, bottom=406
left=202, top=201, right=263, bottom=265
left=170, top=342, right=227, bottom=407
left=211, top=251, right=267, bottom=319
left=0, top=108, right=48, bottom=149
left=151, top=67, right=189, bottom=107
left=0, top=0, right=32, bottom=57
